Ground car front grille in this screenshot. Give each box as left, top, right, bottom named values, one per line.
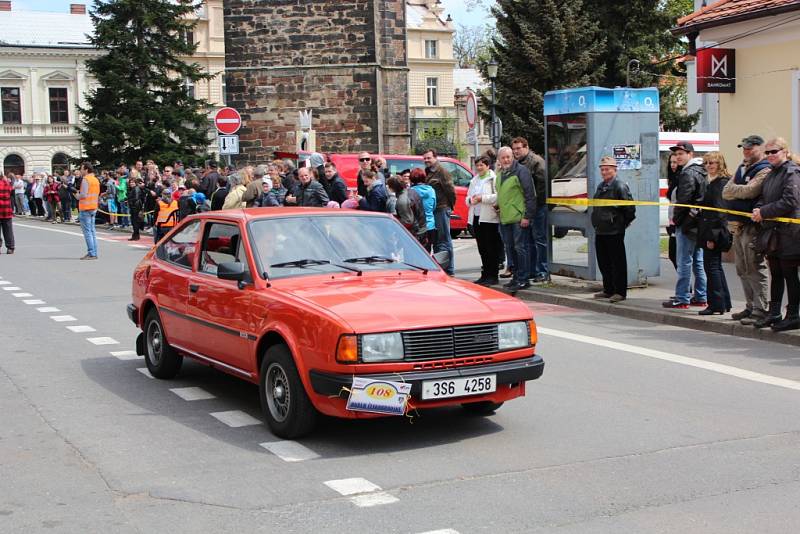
left=401, top=324, right=499, bottom=361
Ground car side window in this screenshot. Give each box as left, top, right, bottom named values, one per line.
left=156, top=221, right=200, bottom=270
left=442, top=162, right=472, bottom=187
left=386, top=159, right=424, bottom=176
left=200, top=222, right=250, bottom=277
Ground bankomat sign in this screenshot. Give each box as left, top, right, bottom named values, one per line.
left=697, top=48, right=735, bottom=93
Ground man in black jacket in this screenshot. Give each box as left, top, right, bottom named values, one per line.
left=322, top=162, right=349, bottom=205
left=127, top=178, right=146, bottom=241
left=513, top=136, right=549, bottom=282
left=591, top=157, right=635, bottom=303
left=424, top=149, right=456, bottom=275
left=663, top=141, right=708, bottom=309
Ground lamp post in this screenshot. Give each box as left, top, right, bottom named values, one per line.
left=487, top=59, right=499, bottom=149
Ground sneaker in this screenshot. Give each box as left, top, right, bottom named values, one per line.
left=473, top=276, right=487, bottom=284
left=502, top=280, right=515, bottom=289
left=80, top=254, right=98, bottom=260
left=6, top=248, right=13, bottom=255
left=594, top=292, right=611, bottom=299
left=507, top=281, right=531, bottom=293
left=740, top=311, right=766, bottom=326
left=689, top=297, right=708, bottom=307
left=478, top=278, right=499, bottom=287
left=531, top=274, right=551, bottom=284
left=609, top=294, right=626, bottom=303
left=731, top=309, right=752, bottom=321
left=662, top=300, right=689, bottom=309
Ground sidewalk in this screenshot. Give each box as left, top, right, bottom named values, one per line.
left=505, top=258, right=800, bottom=347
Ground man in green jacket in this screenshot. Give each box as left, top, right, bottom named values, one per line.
left=496, top=146, right=537, bottom=292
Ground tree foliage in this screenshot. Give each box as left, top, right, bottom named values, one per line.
left=483, top=0, right=605, bottom=151
left=79, top=0, right=212, bottom=167
left=453, top=24, right=493, bottom=68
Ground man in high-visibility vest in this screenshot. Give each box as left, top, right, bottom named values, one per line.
left=154, top=191, right=178, bottom=244
left=78, top=161, right=100, bottom=260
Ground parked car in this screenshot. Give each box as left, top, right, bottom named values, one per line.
left=128, top=208, right=545, bottom=438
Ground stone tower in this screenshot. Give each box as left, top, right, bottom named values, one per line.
left=223, top=0, right=410, bottom=162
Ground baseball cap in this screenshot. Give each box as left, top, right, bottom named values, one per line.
left=738, top=135, right=764, bottom=148
left=598, top=156, right=617, bottom=167
left=669, top=141, right=694, bottom=152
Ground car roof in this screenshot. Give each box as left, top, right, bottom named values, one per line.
left=186, top=208, right=392, bottom=223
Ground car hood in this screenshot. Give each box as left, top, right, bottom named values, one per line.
left=279, top=275, right=532, bottom=332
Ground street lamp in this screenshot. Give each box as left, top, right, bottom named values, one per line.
left=487, top=59, right=499, bottom=149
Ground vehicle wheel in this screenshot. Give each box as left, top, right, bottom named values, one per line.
left=450, top=229, right=462, bottom=240
left=461, top=401, right=504, bottom=415
left=553, top=227, right=568, bottom=239
left=143, top=309, right=183, bottom=379
left=259, top=344, right=317, bottom=439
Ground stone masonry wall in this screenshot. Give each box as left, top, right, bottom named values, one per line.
left=224, top=0, right=410, bottom=162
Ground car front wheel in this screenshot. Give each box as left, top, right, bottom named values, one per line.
left=143, top=309, right=183, bottom=379
left=259, top=344, right=317, bottom=439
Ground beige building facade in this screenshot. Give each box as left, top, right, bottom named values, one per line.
left=675, top=0, right=800, bottom=167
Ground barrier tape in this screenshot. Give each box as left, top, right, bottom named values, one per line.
left=546, top=197, right=800, bottom=225
left=96, top=209, right=155, bottom=218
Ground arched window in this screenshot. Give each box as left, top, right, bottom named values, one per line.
left=3, top=154, right=24, bottom=177
left=52, top=153, right=70, bottom=175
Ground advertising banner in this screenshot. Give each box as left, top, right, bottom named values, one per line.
left=697, top=48, right=735, bottom=93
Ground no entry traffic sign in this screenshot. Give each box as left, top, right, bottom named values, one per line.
left=214, top=107, right=242, bottom=135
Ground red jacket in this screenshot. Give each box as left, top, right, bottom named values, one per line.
left=0, top=178, right=13, bottom=219
left=45, top=182, right=60, bottom=203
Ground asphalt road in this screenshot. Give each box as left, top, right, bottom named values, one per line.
left=2, top=219, right=800, bottom=533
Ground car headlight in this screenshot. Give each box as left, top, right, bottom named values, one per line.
left=498, top=321, right=529, bottom=351
left=360, top=332, right=404, bottom=362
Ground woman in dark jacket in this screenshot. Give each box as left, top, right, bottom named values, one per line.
left=752, top=137, right=800, bottom=331
left=665, top=153, right=682, bottom=270
left=696, top=152, right=732, bottom=315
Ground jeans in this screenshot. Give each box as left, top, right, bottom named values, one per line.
left=500, top=222, right=530, bottom=284
left=528, top=207, right=548, bottom=278
left=433, top=207, right=454, bottom=275
left=79, top=209, right=98, bottom=257
left=60, top=198, right=72, bottom=222
left=675, top=227, right=706, bottom=304
left=703, top=247, right=731, bottom=311
left=117, top=200, right=129, bottom=228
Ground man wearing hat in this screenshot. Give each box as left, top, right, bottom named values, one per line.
left=591, top=156, right=636, bottom=303
left=722, top=135, right=771, bottom=324
left=663, top=141, right=708, bottom=309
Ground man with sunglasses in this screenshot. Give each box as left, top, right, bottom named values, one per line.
left=722, top=135, right=771, bottom=324
left=356, top=152, right=373, bottom=197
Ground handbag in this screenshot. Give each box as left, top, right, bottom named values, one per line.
left=755, top=226, right=780, bottom=255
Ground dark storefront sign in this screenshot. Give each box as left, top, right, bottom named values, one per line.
left=697, top=48, right=736, bottom=93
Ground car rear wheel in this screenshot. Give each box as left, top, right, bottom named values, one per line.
left=461, top=401, right=504, bottom=415
left=143, top=309, right=183, bottom=379
left=259, top=344, right=317, bottom=439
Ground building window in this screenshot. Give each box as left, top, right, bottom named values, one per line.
left=49, top=88, right=69, bottom=124
left=179, top=28, right=194, bottom=47
left=1, top=87, right=21, bottom=123
left=185, top=79, right=195, bottom=100
left=52, top=153, right=70, bottom=175
left=424, top=39, right=438, bottom=59
left=221, top=77, right=226, bottom=105
left=3, top=154, right=24, bottom=177
left=426, top=77, right=438, bottom=106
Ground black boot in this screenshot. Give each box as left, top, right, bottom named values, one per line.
left=753, top=301, right=782, bottom=329
left=772, top=305, right=800, bottom=332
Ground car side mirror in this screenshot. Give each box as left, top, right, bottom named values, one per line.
left=432, top=250, right=450, bottom=267
left=217, top=261, right=246, bottom=282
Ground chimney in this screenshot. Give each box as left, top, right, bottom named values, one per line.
left=70, top=3, right=86, bottom=14
left=0, top=1, right=11, bottom=12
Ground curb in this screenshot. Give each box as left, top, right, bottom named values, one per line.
left=514, top=287, right=800, bottom=348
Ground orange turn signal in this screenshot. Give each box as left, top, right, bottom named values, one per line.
left=336, top=335, right=358, bottom=363
left=529, top=320, right=537, bottom=347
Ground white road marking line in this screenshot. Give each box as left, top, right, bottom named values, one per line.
left=14, top=223, right=117, bottom=242
left=50, top=315, right=77, bottom=322
left=3, top=286, right=21, bottom=291
left=23, top=299, right=46, bottom=305
left=36, top=307, right=60, bottom=312
left=110, top=350, right=139, bottom=360
left=323, top=478, right=398, bottom=507
left=67, top=325, right=96, bottom=333
left=538, top=327, right=800, bottom=392
left=12, top=292, right=33, bottom=297
left=0, top=280, right=11, bottom=285
left=87, top=337, right=119, bottom=345
left=136, top=367, right=154, bottom=379
left=259, top=440, right=320, bottom=462
left=209, top=410, right=261, bottom=428
left=417, top=530, right=461, bottom=534
left=130, top=244, right=149, bottom=249
left=169, top=387, right=216, bottom=401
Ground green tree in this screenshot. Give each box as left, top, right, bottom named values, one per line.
left=483, top=0, right=606, bottom=151
left=79, top=0, right=212, bottom=167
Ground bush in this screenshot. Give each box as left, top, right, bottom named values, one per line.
left=414, top=138, right=459, bottom=158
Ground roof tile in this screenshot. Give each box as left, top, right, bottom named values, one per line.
left=677, top=0, right=800, bottom=29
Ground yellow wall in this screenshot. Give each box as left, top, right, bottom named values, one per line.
left=718, top=39, right=800, bottom=167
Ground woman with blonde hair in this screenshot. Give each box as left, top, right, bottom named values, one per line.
left=221, top=172, right=247, bottom=210
left=751, top=137, right=800, bottom=331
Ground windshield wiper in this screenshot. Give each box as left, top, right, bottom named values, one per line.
left=270, top=258, right=330, bottom=268
left=343, top=255, right=428, bottom=274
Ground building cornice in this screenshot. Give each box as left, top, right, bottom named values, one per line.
left=0, top=46, right=103, bottom=58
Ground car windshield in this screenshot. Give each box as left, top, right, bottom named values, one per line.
left=249, top=215, right=440, bottom=279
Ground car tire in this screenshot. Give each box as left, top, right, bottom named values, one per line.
left=450, top=229, right=462, bottom=240
left=259, top=344, right=317, bottom=439
left=461, top=401, right=504, bottom=415
left=143, top=309, right=183, bottom=379
left=553, top=227, right=568, bottom=239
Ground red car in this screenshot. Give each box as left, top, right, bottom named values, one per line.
left=127, top=208, right=544, bottom=438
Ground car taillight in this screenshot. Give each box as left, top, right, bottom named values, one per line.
left=336, top=335, right=358, bottom=363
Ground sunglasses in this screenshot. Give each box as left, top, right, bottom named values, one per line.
left=359, top=158, right=371, bottom=162
left=765, top=149, right=782, bottom=155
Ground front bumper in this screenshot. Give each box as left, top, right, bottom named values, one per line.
left=309, top=354, right=544, bottom=398
left=126, top=303, right=138, bottom=327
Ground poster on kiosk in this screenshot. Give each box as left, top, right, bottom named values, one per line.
left=543, top=86, right=661, bottom=284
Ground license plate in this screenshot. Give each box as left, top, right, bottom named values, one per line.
left=421, top=374, right=496, bottom=400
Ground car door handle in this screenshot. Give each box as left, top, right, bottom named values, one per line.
left=189, top=284, right=199, bottom=293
